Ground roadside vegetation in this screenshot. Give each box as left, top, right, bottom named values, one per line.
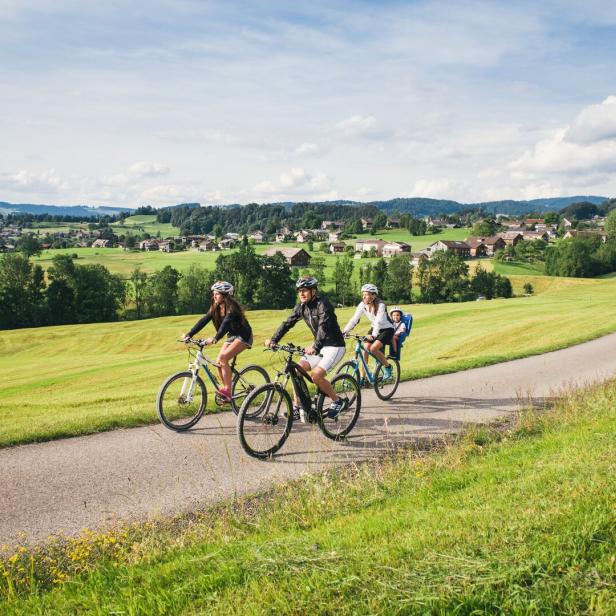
left=1, top=275, right=615, bottom=447
left=1, top=378, right=614, bottom=614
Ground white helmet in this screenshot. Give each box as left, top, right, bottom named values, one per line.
left=296, top=276, right=318, bottom=289
left=211, top=280, right=234, bottom=295
left=390, top=306, right=403, bottom=316
left=361, top=283, right=378, bottom=294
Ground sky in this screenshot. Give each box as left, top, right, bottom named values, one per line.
left=2, top=0, right=616, bottom=207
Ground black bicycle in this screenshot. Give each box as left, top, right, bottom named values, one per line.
left=156, top=338, right=269, bottom=431
left=236, top=343, right=361, bottom=459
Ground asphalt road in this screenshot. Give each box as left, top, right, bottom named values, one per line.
left=2, top=332, right=616, bottom=545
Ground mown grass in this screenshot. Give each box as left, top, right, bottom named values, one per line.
left=1, top=379, right=614, bottom=614
left=1, top=276, right=616, bottom=448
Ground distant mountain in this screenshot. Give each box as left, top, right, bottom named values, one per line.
left=369, top=196, right=609, bottom=216
left=0, top=202, right=134, bottom=217
left=1, top=195, right=610, bottom=220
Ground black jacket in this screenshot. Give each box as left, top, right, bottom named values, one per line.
left=187, top=311, right=252, bottom=343
left=271, top=294, right=345, bottom=353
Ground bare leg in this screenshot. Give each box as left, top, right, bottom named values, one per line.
left=217, top=339, right=248, bottom=391
left=365, top=340, right=390, bottom=368
left=311, top=366, right=339, bottom=402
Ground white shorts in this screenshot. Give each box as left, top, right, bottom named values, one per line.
left=300, top=346, right=345, bottom=374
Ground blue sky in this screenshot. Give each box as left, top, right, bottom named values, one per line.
left=2, top=0, right=616, bottom=206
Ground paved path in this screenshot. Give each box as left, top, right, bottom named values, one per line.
left=2, top=333, right=616, bottom=545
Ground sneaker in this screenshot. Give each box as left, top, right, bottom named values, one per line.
left=292, top=405, right=301, bottom=421
left=383, top=366, right=392, bottom=380
left=327, top=398, right=348, bottom=419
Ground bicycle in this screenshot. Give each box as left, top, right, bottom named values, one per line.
left=236, top=343, right=361, bottom=459
left=336, top=334, right=401, bottom=401
left=156, top=337, right=270, bottom=431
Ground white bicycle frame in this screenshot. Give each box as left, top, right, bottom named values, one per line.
left=179, top=347, right=221, bottom=403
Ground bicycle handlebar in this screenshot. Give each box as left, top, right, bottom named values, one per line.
left=266, top=342, right=322, bottom=357
left=345, top=333, right=370, bottom=342
left=180, top=337, right=209, bottom=348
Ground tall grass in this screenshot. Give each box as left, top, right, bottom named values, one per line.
left=1, top=276, right=616, bottom=447
left=2, top=378, right=614, bottom=614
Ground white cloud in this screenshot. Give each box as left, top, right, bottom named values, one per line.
left=252, top=167, right=336, bottom=201
left=335, top=115, right=379, bottom=139
left=566, top=96, right=616, bottom=144
left=128, top=161, right=170, bottom=177
left=511, top=98, right=616, bottom=180
left=294, top=142, right=320, bottom=156
left=0, top=168, right=66, bottom=195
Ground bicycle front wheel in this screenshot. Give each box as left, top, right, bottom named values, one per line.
left=374, top=359, right=400, bottom=400
left=230, top=364, right=270, bottom=416
left=316, top=372, right=361, bottom=441
left=156, top=371, right=207, bottom=431
left=237, top=383, right=293, bottom=459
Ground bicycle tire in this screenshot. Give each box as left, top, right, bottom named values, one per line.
left=156, top=371, right=207, bottom=431
left=316, top=372, right=361, bottom=441
left=336, top=360, right=359, bottom=380
left=230, top=364, right=270, bottom=416
left=374, top=359, right=400, bottom=401
left=237, top=383, right=293, bottom=459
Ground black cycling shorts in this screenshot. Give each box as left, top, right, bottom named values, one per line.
left=370, top=328, right=394, bottom=345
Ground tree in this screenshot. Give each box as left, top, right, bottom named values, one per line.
left=253, top=253, right=296, bottom=309
left=309, top=256, right=327, bottom=285
left=213, top=224, right=223, bottom=239
left=0, top=253, right=46, bottom=329
left=417, top=251, right=471, bottom=303
left=544, top=212, right=558, bottom=225
left=129, top=268, right=148, bottom=319
left=471, top=219, right=497, bottom=237
left=125, top=233, right=136, bottom=250
left=523, top=282, right=534, bottom=295
left=605, top=209, right=616, bottom=240
left=372, top=258, right=388, bottom=293
left=145, top=266, right=180, bottom=316
left=408, top=217, right=427, bottom=236
left=333, top=255, right=355, bottom=306
left=359, top=263, right=373, bottom=287
left=383, top=255, right=412, bottom=302
left=545, top=237, right=602, bottom=277
left=16, top=234, right=41, bottom=258
left=177, top=264, right=211, bottom=315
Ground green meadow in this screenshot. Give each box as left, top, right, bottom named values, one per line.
left=1, top=275, right=615, bottom=448
left=2, top=378, right=614, bottom=613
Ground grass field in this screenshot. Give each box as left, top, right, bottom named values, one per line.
left=2, top=379, right=614, bottom=613
left=110, top=214, right=180, bottom=237
left=1, top=276, right=615, bottom=448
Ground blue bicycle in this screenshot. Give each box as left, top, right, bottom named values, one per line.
left=336, top=334, right=401, bottom=400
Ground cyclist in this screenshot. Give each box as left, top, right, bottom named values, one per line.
left=181, top=281, right=253, bottom=402
left=265, top=276, right=347, bottom=420
left=342, top=283, right=394, bottom=379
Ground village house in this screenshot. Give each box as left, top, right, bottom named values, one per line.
left=158, top=241, right=172, bottom=252
left=329, top=241, right=346, bottom=254
left=499, top=231, right=524, bottom=246
left=563, top=230, right=608, bottom=243
left=294, top=230, right=312, bottom=243
left=385, top=218, right=400, bottom=229
left=328, top=231, right=343, bottom=242
left=466, top=236, right=506, bottom=256
left=355, top=238, right=386, bottom=256
left=410, top=250, right=430, bottom=267
left=562, top=218, right=574, bottom=229
left=249, top=230, right=265, bottom=243
left=382, top=241, right=411, bottom=257
left=522, top=231, right=550, bottom=242
left=139, top=239, right=159, bottom=251
left=321, top=220, right=344, bottom=231
left=219, top=238, right=237, bottom=249
left=263, top=247, right=312, bottom=267
left=198, top=240, right=217, bottom=251
left=360, top=218, right=373, bottom=230
left=428, top=240, right=471, bottom=259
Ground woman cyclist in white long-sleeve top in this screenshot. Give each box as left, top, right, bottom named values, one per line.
left=342, top=283, right=394, bottom=379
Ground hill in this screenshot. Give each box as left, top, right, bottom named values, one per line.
left=0, top=202, right=134, bottom=218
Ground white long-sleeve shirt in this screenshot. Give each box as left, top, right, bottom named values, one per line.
left=343, top=301, right=393, bottom=337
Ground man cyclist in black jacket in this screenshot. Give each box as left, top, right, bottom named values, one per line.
left=265, top=276, right=347, bottom=419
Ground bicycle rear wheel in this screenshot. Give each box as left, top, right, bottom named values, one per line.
left=237, top=383, right=293, bottom=459
left=374, top=359, right=400, bottom=400
left=316, top=373, right=361, bottom=441
left=230, top=364, right=270, bottom=416
left=156, top=371, right=207, bottom=431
